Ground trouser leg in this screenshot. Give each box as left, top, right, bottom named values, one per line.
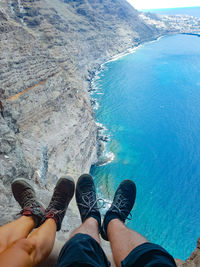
left=57, top=233, right=110, bottom=267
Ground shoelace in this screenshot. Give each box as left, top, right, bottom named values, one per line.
left=78, top=193, right=132, bottom=221
left=78, top=191, right=105, bottom=219
left=18, top=199, right=43, bottom=218
left=105, top=195, right=133, bottom=221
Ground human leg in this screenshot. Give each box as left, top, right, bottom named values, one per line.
left=0, top=216, right=35, bottom=253
left=0, top=218, right=56, bottom=267
left=27, top=218, right=57, bottom=265
left=0, top=176, right=75, bottom=267
left=57, top=174, right=110, bottom=267
left=73, top=174, right=101, bottom=242
left=101, top=179, right=140, bottom=266
left=101, top=180, right=176, bottom=267
left=68, top=216, right=145, bottom=267
left=70, top=217, right=100, bottom=243
left=107, top=219, right=147, bottom=266
left=0, top=238, right=34, bottom=267
left=57, top=232, right=110, bottom=267
left=28, top=176, right=75, bottom=265
left=0, top=178, right=45, bottom=253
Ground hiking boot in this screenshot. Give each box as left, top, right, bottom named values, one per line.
left=76, top=174, right=101, bottom=229
left=45, top=176, right=75, bottom=231
left=101, top=179, right=136, bottom=241
left=12, top=178, right=45, bottom=227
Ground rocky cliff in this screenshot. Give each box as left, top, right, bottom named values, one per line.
left=0, top=0, right=200, bottom=265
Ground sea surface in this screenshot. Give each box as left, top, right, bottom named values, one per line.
left=90, top=30, right=200, bottom=259
left=142, top=6, right=200, bottom=18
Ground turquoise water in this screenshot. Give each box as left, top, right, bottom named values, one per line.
left=142, top=6, right=200, bottom=17
left=90, top=34, right=200, bottom=260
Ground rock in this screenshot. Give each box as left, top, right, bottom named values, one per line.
left=0, top=0, right=199, bottom=264
left=185, top=238, right=200, bottom=266
left=175, top=259, right=186, bottom=266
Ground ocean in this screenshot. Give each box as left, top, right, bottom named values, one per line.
left=142, top=6, right=200, bottom=18
left=90, top=8, right=200, bottom=260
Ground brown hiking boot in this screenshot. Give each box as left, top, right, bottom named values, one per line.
left=44, top=176, right=75, bottom=231
left=12, top=178, right=45, bottom=227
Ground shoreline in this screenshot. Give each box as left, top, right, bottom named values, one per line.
left=181, top=32, right=200, bottom=37
left=105, top=44, right=142, bottom=63
left=105, top=35, right=165, bottom=64
left=88, top=32, right=200, bottom=263
left=88, top=34, right=167, bottom=95
left=89, top=34, right=166, bottom=167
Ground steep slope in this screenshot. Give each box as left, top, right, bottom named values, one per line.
left=0, top=1, right=200, bottom=264
left=0, top=0, right=166, bottom=194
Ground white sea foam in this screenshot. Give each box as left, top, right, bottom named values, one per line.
left=101, top=151, right=115, bottom=166
left=93, top=101, right=99, bottom=110
left=96, top=121, right=115, bottom=165
left=90, top=37, right=166, bottom=168
left=107, top=45, right=142, bottom=63
left=97, top=151, right=115, bottom=166
left=96, top=122, right=108, bottom=131
left=148, top=36, right=164, bottom=45
left=90, top=44, right=149, bottom=168
left=106, top=36, right=165, bottom=64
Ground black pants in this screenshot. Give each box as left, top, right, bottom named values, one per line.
left=57, top=233, right=176, bottom=267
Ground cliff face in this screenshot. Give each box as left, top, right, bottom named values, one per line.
left=0, top=0, right=199, bottom=263
left=0, top=0, right=167, bottom=205
left=1, top=0, right=198, bottom=187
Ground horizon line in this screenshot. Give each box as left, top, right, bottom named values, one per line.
left=139, top=6, right=200, bottom=11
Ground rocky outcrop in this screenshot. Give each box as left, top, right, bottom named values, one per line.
left=185, top=238, right=200, bottom=266
left=0, top=0, right=166, bottom=210
left=1, top=0, right=198, bottom=186
left=0, top=105, right=34, bottom=221
left=175, top=239, right=200, bottom=267
left=0, top=0, right=200, bottom=264
left=1, top=0, right=98, bottom=184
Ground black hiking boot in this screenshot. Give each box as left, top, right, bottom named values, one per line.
left=101, top=179, right=136, bottom=241
left=76, top=174, right=101, bottom=229
left=45, top=176, right=75, bottom=231
left=12, top=178, right=45, bottom=227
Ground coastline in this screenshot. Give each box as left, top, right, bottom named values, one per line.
left=42, top=33, right=200, bottom=266
left=88, top=33, right=200, bottom=264
left=89, top=34, right=166, bottom=167
left=181, top=32, right=200, bottom=37
left=105, top=44, right=142, bottom=63
left=1, top=1, right=200, bottom=264
left=105, top=35, right=165, bottom=64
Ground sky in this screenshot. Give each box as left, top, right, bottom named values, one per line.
left=126, top=0, right=200, bottom=10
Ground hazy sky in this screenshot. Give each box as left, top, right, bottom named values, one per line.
left=127, top=0, right=200, bottom=10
